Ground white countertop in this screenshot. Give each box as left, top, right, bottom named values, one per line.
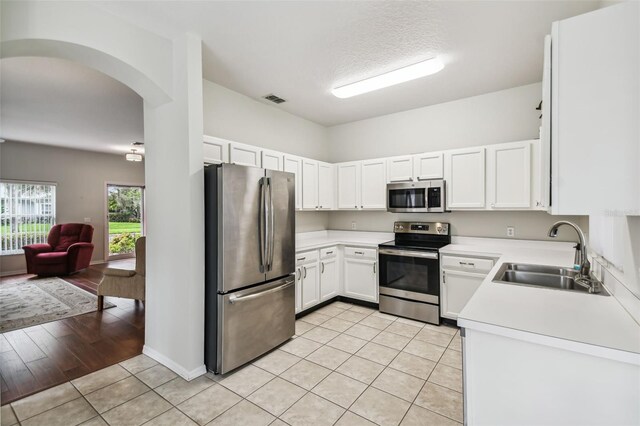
left=296, top=230, right=394, bottom=251
left=449, top=237, right=640, bottom=364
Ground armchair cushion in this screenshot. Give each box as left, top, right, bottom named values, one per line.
left=103, top=268, right=136, bottom=278
left=34, top=252, right=68, bottom=265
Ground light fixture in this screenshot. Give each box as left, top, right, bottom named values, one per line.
left=331, top=57, right=444, bottom=99
left=126, top=149, right=143, bottom=162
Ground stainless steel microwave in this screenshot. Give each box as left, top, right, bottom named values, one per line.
left=387, top=180, right=447, bottom=213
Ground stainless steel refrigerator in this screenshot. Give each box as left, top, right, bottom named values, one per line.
left=204, top=163, right=296, bottom=374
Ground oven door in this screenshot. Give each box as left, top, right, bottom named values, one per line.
left=378, top=248, right=440, bottom=304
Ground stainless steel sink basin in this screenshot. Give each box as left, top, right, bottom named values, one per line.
left=493, top=263, right=609, bottom=296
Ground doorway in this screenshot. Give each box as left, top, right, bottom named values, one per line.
left=106, top=183, right=145, bottom=260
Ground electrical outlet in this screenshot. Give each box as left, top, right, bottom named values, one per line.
left=84, top=217, right=91, bottom=223
left=506, top=226, right=515, bottom=237
left=351, top=221, right=357, bottom=230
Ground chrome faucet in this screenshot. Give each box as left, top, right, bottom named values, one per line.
left=547, top=221, right=600, bottom=293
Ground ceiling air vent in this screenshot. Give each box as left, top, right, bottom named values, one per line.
left=262, top=94, right=286, bottom=104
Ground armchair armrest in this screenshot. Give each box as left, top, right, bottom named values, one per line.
left=23, top=243, right=52, bottom=256
left=67, top=242, right=94, bottom=272
left=103, top=267, right=136, bottom=278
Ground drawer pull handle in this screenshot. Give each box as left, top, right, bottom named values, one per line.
left=297, top=257, right=306, bottom=261
left=326, top=251, right=333, bottom=255
left=459, top=261, right=475, bottom=266
left=355, top=251, right=364, bottom=255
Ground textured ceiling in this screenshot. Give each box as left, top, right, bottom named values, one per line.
left=100, top=0, right=600, bottom=126
left=0, top=57, right=144, bottom=154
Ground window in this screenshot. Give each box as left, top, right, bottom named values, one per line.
left=1, top=181, right=56, bottom=255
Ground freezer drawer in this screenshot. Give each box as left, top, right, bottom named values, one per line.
left=217, top=276, right=295, bottom=374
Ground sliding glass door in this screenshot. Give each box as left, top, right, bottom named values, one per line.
left=106, top=184, right=144, bottom=259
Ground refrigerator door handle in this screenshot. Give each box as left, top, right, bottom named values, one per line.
left=259, top=177, right=267, bottom=273
left=268, top=176, right=275, bottom=271
left=228, top=279, right=295, bottom=304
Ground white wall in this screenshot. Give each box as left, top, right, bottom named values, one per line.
left=203, top=80, right=329, bottom=161
left=327, top=83, right=543, bottom=162
left=0, top=141, right=145, bottom=275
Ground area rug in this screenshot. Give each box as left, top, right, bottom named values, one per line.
left=0, top=277, right=115, bottom=333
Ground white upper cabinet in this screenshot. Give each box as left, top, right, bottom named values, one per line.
left=283, top=154, right=302, bottom=210
left=414, top=152, right=443, bottom=180
left=203, top=135, right=229, bottom=164
left=261, top=149, right=284, bottom=171
left=386, top=156, right=414, bottom=182
left=548, top=2, right=639, bottom=215
left=302, top=158, right=318, bottom=210
left=229, top=141, right=261, bottom=167
left=445, top=147, right=486, bottom=209
left=486, top=141, right=531, bottom=209
left=337, top=162, right=361, bottom=210
left=361, top=159, right=387, bottom=209
left=318, top=162, right=335, bottom=210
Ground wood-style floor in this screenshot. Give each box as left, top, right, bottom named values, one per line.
left=0, top=259, right=145, bottom=405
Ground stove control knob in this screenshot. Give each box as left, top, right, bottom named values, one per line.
left=437, top=226, right=442, bottom=233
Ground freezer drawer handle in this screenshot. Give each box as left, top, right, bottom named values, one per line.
left=228, top=280, right=295, bottom=304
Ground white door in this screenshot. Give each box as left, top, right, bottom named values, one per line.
left=487, top=141, right=531, bottom=209
left=387, top=156, right=414, bottom=182
left=320, top=257, right=339, bottom=301
left=301, top=261, right=320, bottom=310
left=445, top=147, right=486, bottom=209
left=203, top=136, right=229, bottom=164
left=337, top=162, right=361, bottom=209
left=441, top=269, right=485, bottom=320
left=361, top=159, right=386, bottom=209
left=414, top=152, right=443, bottom=180
left=283, top=155, right=302, bottom=210
left=302, top=159, right=318, bottom=210
left=262, top=149, right=284, bottom=171
left=318, top=162, right=335, bottom=210
left=229, top=142, right=261, bottom=167
left=343, top=258, right=377, bottom=302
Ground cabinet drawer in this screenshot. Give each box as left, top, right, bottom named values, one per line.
left=344, top=247, right=377, bottom=260
left=442, top=255, right=494, bottom=273
left=320, top=246, right=338, bottom=259
left=296, top=250, right=319, bottom=265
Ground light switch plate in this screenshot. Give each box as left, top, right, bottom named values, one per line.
left=84, top=217, right=91, bottom=223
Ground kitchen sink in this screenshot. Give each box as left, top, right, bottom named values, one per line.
left=493, top=263, right=609, bottom=295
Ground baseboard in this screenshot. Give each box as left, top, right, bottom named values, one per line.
left=296, top=296, right=379, bottom=319
left=0, top=260, right=106, bottom=278
left=143, top=345, right=207, bottom=381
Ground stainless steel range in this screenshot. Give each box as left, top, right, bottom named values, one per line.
left=378, top=221, right=450, bottom=325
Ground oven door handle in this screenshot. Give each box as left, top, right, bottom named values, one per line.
left=378, top=248, right=439, bottom=259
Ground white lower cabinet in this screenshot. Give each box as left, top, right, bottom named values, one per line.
left=320, top=255, right=339, bottom=301
left=343, top=248, right=378, bottom=303
left=301, top=261, right=320, bottom=310
left=441, top=254, right=495, bottom=320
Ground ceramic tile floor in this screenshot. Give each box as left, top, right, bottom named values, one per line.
left=1, top=302, right=463, bottom=426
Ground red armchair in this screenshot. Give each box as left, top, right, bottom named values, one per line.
left=23, top=223, right=95, bottom=276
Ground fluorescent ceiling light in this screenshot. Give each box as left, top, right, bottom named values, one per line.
left=332, top=57, right=444, bottom=99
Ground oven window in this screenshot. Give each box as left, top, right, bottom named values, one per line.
left=388, top=188, right=426, bottom=209
left=379, top=252, right=440, bottom=296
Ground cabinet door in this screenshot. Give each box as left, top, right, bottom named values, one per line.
left=337, top=162, right=361, bottom=209
left=444, top=147, right=486, bottom=209
left=318, top=162, right=335, bottom=210
left=203, top=136, right=229, bottom=164
left=441, top=269, right=485, bottom=320
left=487, top=141, right=531, bottom=209
left=295, top=266, right=303, bottom=314
left=229, top=142, right=261, bottom=167
left=387, top=156, right=414, bottom=182
left=283, top=155, right=302, bottom=210
left=262, top=149, right=284, bottom=171
left=414, top=152, right=443, bottom=180
left=320, top=257, right=339, bottom=301
left=301, top=262, right=320, bottom=310
left=343, top=258, right=377, bottom=302
left=302, top=159, right=318, bottom=210
left=361, top=159, right=387, bottom=209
